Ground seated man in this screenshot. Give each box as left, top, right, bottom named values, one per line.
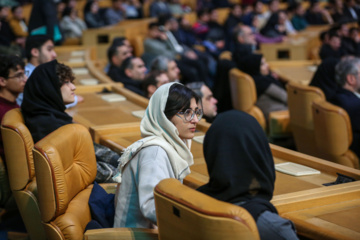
left=142, top=70, right=169, bottom=98
left=332, top=57, right=360, bottom=159
left=107, top=38, right=132, bottom=75
left=0, top=54, right=27, bottom=161
left=109, top=56, right=147, bottom=96
left=18, top=35, right=82, bottom=108
left=150, top=55, right=180, bottom=83
left=105, top=37, right=133, bottom=73
left=186, top=82, right=218, bottom=122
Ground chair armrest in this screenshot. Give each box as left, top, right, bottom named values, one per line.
left=84, top=228, right=158, bottom=240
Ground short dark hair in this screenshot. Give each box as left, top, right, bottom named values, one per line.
left=56, top=62, right=75, bottom=86
left=107, top=37, right=127, bottom=63
left=0, top=55, right=25, bottom=79
left=164, top=84, right=201, bottom=120
left=197, top=8, right=210, bottom=18
left=120, top=56, right=134, bottom=72
left=62, top=6, right=73, bottom=18
left=186, top=82, right=205, bottom=98
left=25, top=35, right=53, bottom=61
left=148, top=22, right=159, bottom=30
left=142, top=70, right=164, bottom=95
left=11, top=5, right=21, bottom=13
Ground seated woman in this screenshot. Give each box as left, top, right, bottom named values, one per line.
left=239, top=54, right=287, bottom=120
left=21, top=60, right=119, bottom=183
left=113, top=82, right=201, bottom=228
left=260, top=11, right=289, bottom=38
left=198, top=110, right=299, bottom=240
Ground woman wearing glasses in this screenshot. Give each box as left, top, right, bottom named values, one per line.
left=113, top=82, right=202, bottom=228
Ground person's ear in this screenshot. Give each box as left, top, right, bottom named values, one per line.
left=147, top=85, right=156, bottom=95
left=346, top=74, right=356, bottom=86
left=31, top=48, right=39, bottom=58
left=125, top=68, right=132, bottom=78
left=0, top=77, right=7, bottom=88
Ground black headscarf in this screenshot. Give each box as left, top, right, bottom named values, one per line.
left=309, top=58, right=340, bottom=101
left=239, top=54, right=282, bottom=97
left=260, top=12, right=285, bottom=38
left=21, top=60, right=73, bottom=143
left=197, top=110, right=277, bottom=220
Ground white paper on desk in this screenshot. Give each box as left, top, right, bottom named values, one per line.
left=71, top=50, right=85, bottom=57
left=80, top=79, right=98, bottom=85
left=72, top=68, right=89, bottom=75
left=101, top=93, right=126, bottom=102
left=193, top=135, right=205, bottom=144
left=275, top=162, right=320, bottom=176
left=307, top=66, right=317, bottom=72
left=132, top=110, right=145, bottom=119
left=68, top=58, right=84, bottom=63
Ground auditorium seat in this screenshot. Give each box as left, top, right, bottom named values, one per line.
left=154, top=178, right=260, bottom=240
left=229, top=68, right=266, bottom=130
left=287, top=82, right=325, bottom=156
left=1, top=108, right=46, bottom=240
left=33, top=123, right=158, bottom=240
left=312, top=99, right=359, bottom=169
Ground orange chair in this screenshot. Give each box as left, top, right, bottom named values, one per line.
left=1, top=108, right=46, bottom=240
left=287, top=82, right=325, bottom=156
left=154, top=178, right=260, bottom=240
left=312, top=99, right=359, bottom=169
left=33, top=123, right=158, bottom=240
left=229, top=68, right=266, bottom=130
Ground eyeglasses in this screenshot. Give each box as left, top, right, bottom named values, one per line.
left=8, top=72, right=27, bottom=81
left=176, top=108, right=203, bottom=122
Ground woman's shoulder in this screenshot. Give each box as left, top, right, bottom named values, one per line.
left=138, top=145, right=168, bottom=159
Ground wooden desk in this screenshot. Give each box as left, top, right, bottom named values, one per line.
left=90, top=122, right=360, bottom=239
left=55, top=46, right=114, bottom=85
left=66, top=84, right=148, bottom=128
left=260, top=26, right=328, bottom=61
left=269, top=60, right=318, bottom=85
left=82, top=18, right=155, bottom=59
left=272, top=181, right=360, bottom=240
left=90, top=122, right=360, bottom=192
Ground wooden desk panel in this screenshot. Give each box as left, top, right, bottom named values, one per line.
left=90, top=122, right=360, bottom=196
left=272, top=181, right=360, bottom=240
left=91, top=122, right=360, bottom=239
left=260, top=26, right=328, bottom=61
left=66, top=85, right=148, bottom=128
left=269, top=60, right=317, bottom=85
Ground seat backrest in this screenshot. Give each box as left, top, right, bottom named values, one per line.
left=287, top=82, right=325, bottom=156
left=229, top=68, right=266, bottom=130
left=1, top=108, right=46, bottom=240
left=33, top=124, right=97, bottom=240
left=154, top=178, right=260, bottom=240
left=312, top=99, right=359, bottom=169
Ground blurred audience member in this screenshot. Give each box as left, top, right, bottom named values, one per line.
left=60, top=7, right=87, bottom=39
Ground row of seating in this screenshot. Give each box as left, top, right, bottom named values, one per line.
left=229, top=66, right=359, bottom=169
left=1, top=109, right=259, bottom=240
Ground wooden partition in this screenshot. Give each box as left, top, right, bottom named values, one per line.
left=55, top=46, right=114, bottom=84
left=260, top=26, right=328, bottom=61
left=82, top=18, right=156, bottom=59
left=89, top=121, right=360, bottom=239
left=90, top=122, right=360, bottom=190
left=66, top=84, right=148, bottom=129
left=272, top=181, right=360, bottom=240
left=269, top=60, right=318, bottom=85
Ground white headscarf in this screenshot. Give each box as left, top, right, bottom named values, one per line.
left=113, top=82, right=194, bottom=182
